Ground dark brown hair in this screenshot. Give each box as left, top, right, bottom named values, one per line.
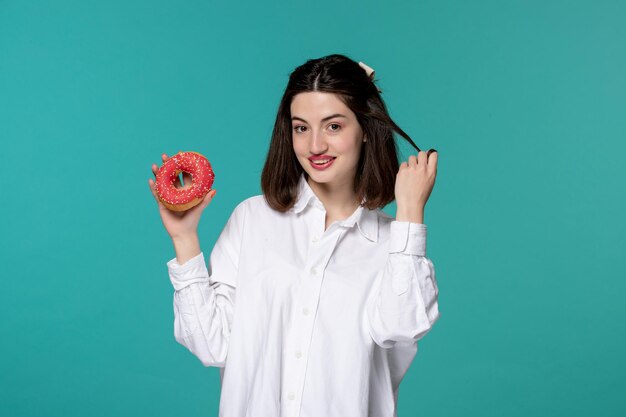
left=261, top=53, right=421, bottom=212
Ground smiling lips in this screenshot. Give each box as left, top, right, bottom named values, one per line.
left=309, top=155, right=336, bottom=170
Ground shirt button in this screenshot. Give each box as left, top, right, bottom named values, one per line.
left=310, top=267, right=317, bottom=275
left=302, top=307, right=310, bottom=315
left=295, top=350, right=302, bottom=358
left=311, top=235, right=320, bottom=243
left=288, top=392, right=295, bottom=400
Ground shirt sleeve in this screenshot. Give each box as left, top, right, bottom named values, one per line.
left=166, top=201, right=247, bottom=367
left=366, top=220, right=440, bottom=349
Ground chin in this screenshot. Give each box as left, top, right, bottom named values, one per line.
left=304, top=169, right=327, bottom=180
left=306, top=170, right=343, bottom=187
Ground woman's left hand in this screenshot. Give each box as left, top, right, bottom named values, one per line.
left=395, top=150, right=438, bottom=220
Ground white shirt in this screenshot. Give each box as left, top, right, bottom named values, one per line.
left=166, top=173, right=440, bottom=417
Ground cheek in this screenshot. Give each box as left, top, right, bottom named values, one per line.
left=334, top=139, right=362, bottom=156
left=292, top=137, right=302, bottom=153
left=293, top=140, right=305, bottom=156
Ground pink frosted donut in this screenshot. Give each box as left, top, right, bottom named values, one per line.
left=155, top=151, right=215, bottom=211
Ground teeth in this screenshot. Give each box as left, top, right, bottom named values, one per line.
left=312, top=158, right=333, bottom=164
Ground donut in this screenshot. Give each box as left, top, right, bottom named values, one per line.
left=155, top=151, right=215, bottom=211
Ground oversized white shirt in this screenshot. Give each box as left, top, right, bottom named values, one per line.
left=166, top=173, right=440, bottom=417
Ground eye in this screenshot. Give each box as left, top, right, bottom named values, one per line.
left=293, top=125, right=307, bottom=133
left=328, top=123, right=341, bottom=132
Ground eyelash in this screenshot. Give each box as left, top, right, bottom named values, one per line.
left=293, top=123, right=342, bottom=133
left=329, top=123, right=341, bottom=131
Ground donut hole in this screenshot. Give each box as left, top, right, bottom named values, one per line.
left=175, top=172, right=193, bottom=190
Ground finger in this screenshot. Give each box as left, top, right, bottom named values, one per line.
left=148, top=178, right=159, bottom=202
left=162, top=153, right=170, bottom=162
left=202, top=189, right=217, bottom=208
left=408, top=155, right=418, bottom=167
left=427, top=150, right=438, bottom=173
left=399, top=161, right=408, bottom=170
left=182, top=172, right=193, bottom=186
left=190, top=189, right=216, bottom=213
left=417, top=151, right=428, bottom=166
left=148, top=179, right=168, bottom=210
left=152, top=163, right=159, bottom=177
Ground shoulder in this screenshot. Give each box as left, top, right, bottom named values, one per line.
left=234, top=194, right=268, bottom=212
left=375, top=208, right=394, bottom=225
left=373, top=208, right=395, bottom=241
left=225, top=194, right=289, bottom=237
left=229, top=194, right=275, bottom=220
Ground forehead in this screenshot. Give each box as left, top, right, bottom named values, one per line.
left=290, top=92, right=353, bottom=118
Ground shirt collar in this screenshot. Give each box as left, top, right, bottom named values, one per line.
left=292, top=173, right=322, bottom=213
left=292, top=173, right=379, bottom=242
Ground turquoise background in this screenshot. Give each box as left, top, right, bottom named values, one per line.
left=1, top=0, right=624, bottom=415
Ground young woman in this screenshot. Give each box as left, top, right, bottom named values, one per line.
left=148, top=54, right=440, bottom=417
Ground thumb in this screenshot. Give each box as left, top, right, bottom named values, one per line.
left=201, top=189, right=217, bottom=209
left=186, top=189, right=216, bottom=217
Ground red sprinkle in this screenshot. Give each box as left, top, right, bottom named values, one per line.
left=155, top=151, right=215, bottom=206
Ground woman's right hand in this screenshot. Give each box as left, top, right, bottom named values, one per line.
left=148, top=153, right=217, bottom=241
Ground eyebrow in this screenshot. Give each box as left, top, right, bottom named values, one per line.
left=291, top=113, right=347, bottom=124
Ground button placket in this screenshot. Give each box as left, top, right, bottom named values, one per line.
left=282, top=338, right=307, bottom=413
left=283, top=259, right=320, bottom=414
left=287, top=227, right=347, bottom=414
left=282, top=209, right=347, bottom=415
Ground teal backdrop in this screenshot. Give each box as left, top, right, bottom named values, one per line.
left=1, top=0, right=624, bottom=416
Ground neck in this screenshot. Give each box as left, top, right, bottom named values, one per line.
left=307, top=175, right=361, bottom=217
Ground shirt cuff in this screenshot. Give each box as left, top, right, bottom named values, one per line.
left=167, top=252, right=210, bottom=291
left=389, top=221, right=427, bottom=256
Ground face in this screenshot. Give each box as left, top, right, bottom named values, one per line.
left=290, top=92, right=364, bottom=189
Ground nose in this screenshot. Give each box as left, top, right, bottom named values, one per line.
left=310, top=129, right=328, bottom=154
